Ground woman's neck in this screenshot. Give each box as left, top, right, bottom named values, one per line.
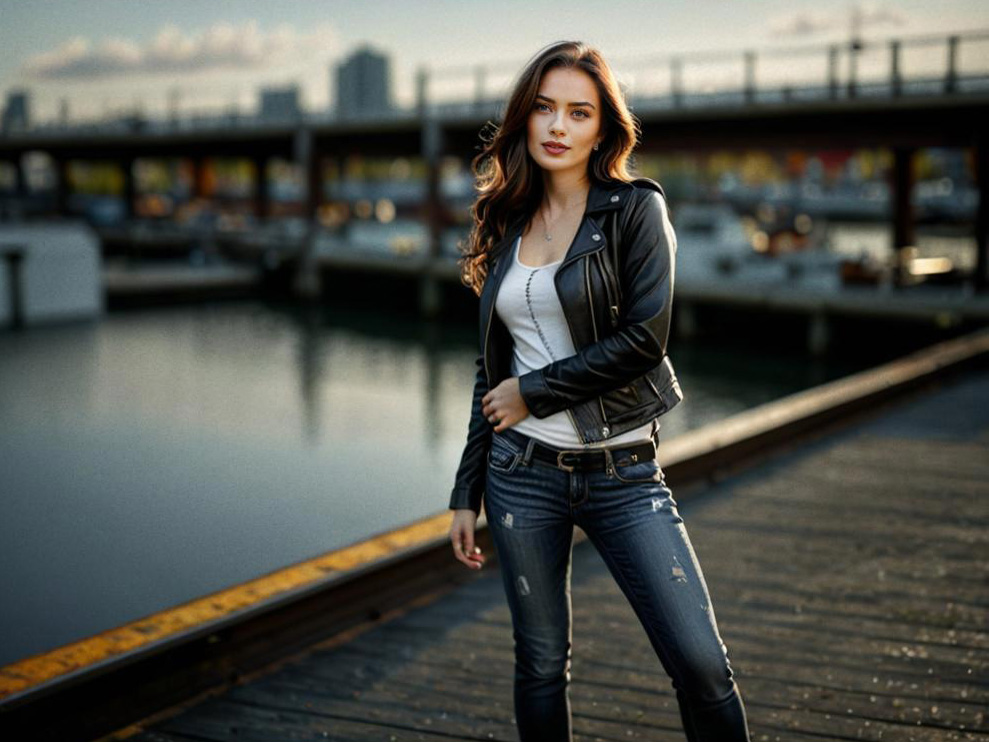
left=540, top=172, right=591, bottom=219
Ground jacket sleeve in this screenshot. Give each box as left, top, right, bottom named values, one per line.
left=449, top=352, right=493, bottom=514
left=517, top=187, right=676, bottom=419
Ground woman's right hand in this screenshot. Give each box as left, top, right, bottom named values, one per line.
left=450, top=509, right=486, bottom=570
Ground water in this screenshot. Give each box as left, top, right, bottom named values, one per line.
left=0, top=299, right=919, bottom=667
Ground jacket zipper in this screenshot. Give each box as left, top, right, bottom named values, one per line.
left=595, top=250, right=619, bottom=328
left=585, top=257, right=610, bottom=429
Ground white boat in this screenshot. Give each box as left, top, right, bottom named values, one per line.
left=0, top=221, right=103, bottom=328
left=672, top=202, right=754, bottom=281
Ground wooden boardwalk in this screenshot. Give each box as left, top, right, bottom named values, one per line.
left=117, top=366, right=989, bottom=742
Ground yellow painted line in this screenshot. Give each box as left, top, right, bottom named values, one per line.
left=0, top=510, right=457, bottom=701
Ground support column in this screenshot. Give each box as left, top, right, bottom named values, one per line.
left=292, top=127, right=321, bottom=299
left=890, top=146, right=916, bottom=288
left=252, top=154, right=269, bottom=221
left=0, top=158, right=25, bottom=221
left=808, top=311, right=830, bottom=357
left=191, top=157, right=209, bottom=200
left=295, top=127, right=320, bottom=220
left=12, top=156, right=27, bottom=199
left=54, top=157, right=71, bottom=217
left=419, top=116, right=443, bottom=318
left=121, top=155, right=136, bottom=221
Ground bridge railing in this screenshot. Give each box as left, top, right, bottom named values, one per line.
left=3, top=30, right=989, bottom=137
left=415, top=30, right=989, bottom=113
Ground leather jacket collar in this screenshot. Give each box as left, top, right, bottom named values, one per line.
left=487, top=177, right=634, bottom=265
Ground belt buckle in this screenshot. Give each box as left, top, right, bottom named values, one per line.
left=556, top=450, right=579, bottom=472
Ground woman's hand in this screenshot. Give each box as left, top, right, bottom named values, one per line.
left=450, top=509, right=486, bottom=570
left=481, top=377, right=530, bottom=433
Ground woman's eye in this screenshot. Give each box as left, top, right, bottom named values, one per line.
left=533, top=103, right=589, bottom=118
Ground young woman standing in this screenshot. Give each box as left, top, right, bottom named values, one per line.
left=447, top=41, right=752, bottom=742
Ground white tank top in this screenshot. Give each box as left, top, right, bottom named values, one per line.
left=494, top=235, right=656, bottom=449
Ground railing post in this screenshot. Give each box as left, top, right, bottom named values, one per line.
left=415, top=66, right=429, bottom=118
left=847, top=39, right=862, bottom=99
left=890, top=39, right=902, bottom=97
left=743, top=51, right=756, bottom=105
left=945, top=35, right=959, bottom=94
left=473, top=65, right=486, bottom=114
left=671, top=57, right=683, bottom=108
left=828, top=44, right=840, bottom=100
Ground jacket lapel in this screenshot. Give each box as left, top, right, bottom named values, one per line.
left=478, top=178, right=635, bottom=344
left=478, top=224, right=520, bottom=344
left=558, top=179, right=632, bottom=267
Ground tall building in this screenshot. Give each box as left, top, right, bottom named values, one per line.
left=260, top=85, right=302, bottom=121
left=1, top=90, right=30, bottom=133
left=335, top=46, right=392, bottom=118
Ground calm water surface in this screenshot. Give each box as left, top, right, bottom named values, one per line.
left=0, top=299, right=911, bottom=666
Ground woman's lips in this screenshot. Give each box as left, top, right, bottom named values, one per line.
left=542, top=143, right=569, bottom=155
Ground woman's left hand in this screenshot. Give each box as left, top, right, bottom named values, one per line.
left=482, top=377, right=530, bottom=433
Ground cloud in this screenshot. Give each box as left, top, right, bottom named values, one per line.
left=22, top=20, right=339, bottom=80
left=767, top=2, right=908, bottom=39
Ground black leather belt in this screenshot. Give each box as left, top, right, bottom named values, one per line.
left=500, top=427, right=658, bottom=473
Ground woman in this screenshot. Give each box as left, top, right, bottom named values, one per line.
left=447, top=41, right=752, bottom=742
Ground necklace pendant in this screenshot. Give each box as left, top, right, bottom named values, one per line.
left=543, top=233, right=553, bottom=242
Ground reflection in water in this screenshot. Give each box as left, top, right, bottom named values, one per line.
left=0, top=299, right=892, bottom=666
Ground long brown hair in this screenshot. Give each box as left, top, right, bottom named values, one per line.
left=457, top=41, right=640, bottom=296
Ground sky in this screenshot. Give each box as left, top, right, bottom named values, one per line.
left=1, top=0, right=987, bottom=122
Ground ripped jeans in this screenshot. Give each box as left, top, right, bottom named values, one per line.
left=483, top=426, right=752, bottom=742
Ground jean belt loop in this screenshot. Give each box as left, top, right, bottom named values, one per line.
left=603, top=447, right=614, bottom=472
left=522, top=437, right=535, bottom=466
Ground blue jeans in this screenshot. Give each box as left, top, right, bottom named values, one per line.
left=483, top=426, right=752, bottom=742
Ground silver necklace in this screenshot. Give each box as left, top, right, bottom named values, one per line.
left=539, top=196, right=588, bottom=242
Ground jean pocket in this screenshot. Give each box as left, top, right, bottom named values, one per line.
left=488, top=433, right=523, bottom=475
left=610, top=455, right=663, bottom=483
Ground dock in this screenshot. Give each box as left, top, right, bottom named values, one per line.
left=1, top=330, right=986, bottom=742
left=109, top=342, right=987, bottom=740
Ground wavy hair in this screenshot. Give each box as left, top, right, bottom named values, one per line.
left=457, top=41, right=640, bottom=296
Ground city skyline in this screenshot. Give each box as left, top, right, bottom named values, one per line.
left=2, top=0, right=988, bottom=124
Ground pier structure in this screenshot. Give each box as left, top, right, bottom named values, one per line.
left=1, top=31, right=989, bottom=349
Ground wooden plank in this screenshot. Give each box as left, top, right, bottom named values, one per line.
left=115, top=364, right=989, bottom=742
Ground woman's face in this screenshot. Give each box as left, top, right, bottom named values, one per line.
left=527, top=66, right=603, bottom=177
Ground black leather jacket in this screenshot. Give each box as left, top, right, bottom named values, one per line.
left=449, top=176, right=683, bottom=514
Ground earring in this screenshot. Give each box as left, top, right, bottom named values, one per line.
left=593, top=142, right=600, bottom=150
